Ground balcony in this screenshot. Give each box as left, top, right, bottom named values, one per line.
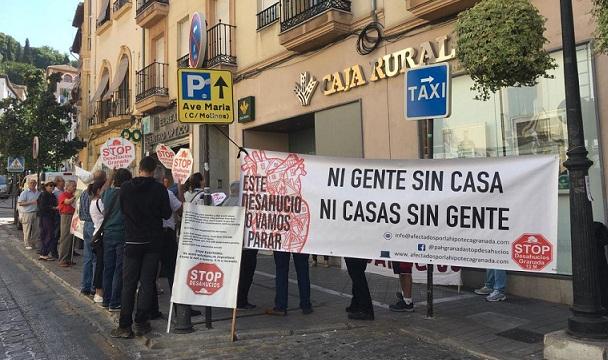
left=113, top=0, right=132, bottom=19
left=135, top=0, right=168, bottom=28
left=405, top=0, right=478, bottom=21
left=90, top=98, right=112, bottom=131
left=96, top=6, right=111, bottom=34
left=177, top=54, right=189, bottom=68
left=207, top=22, right=237, bottom=69
left=90, top=90, right=132, bottom=131
left=136, top=62, right=169, bottom=113
left=278, top=0, right=352, bottom=52
left=257, top=2, right=280, bottom=30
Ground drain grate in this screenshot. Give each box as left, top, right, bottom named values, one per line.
left=496, top=327, right=544, bottom=344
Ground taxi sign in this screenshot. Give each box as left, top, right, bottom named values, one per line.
left=177, top=68, right=234, bottom=124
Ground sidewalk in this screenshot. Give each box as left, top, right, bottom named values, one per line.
left=1, top=220, right=568, bottom=360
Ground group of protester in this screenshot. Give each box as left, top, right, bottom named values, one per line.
left=17, top=155, right=507, bottom=338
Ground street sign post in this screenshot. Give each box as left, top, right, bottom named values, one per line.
left=404, top=63, right=451, bottom=120
left=7, top=156, right=25, bottom=173
left=177, top=68, right=234, bottom=124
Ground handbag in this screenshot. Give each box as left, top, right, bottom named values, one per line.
left=92, top=191, right=120, bottom=253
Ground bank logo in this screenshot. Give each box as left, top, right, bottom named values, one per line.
left=383, top=232, right=393, bottom=240
left=294, top=72, right=318, bottom=106
left=380, top=250, right=391, bottom=258
left=417, top=243, right=426, bottom=251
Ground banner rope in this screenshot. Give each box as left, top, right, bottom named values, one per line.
left=212, top=125, right=249, bottom=159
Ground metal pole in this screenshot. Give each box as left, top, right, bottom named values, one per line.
left=560, top=0, right=608, bottom=339
left=203, top=186, right=213, bottom=329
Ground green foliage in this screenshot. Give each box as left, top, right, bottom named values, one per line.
left=0, top=61, right=40, bottom=87
left=32, top=46, right=70, bottom=69
left=455, top=0, right=557, bottom=100
left=0, top=33, right=22, bottom=62
left=593, top=0, right=608, bottom=54
left=22, top=38, right=33, bottom=64
left=0, top=66, right=84, bottom=172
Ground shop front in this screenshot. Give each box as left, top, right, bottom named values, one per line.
left=231, top=2, right=607, bottom=304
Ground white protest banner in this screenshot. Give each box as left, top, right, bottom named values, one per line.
left=172, top=148, right=193, bottom=184
left=75, top=166, right=93, bottom=184
left=156, top=144, right=175, bottom=169
left=171, top=204, right=245, bottom=308
left=347, top=259, right=462, bottom=286
left=240, top=150, right=559, bottom=273
left=100, top=137, right=135, bottom=169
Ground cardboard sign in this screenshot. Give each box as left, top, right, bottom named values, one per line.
left=171, top=204, right=245, bottom=308
left=240, top=149, right=559, bottom=273
left=100, top=137, right=135, bottom=169
left=172, top=148, right=193, bottom=184
left=156, top=144, right=176, bottom=169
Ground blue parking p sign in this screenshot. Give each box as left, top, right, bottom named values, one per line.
left=404, top=63, right=451, bottom=120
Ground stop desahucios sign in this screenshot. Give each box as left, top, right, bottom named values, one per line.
left=512, top=234, right=553, bottom=271
left=187, top=263, right=224, bottom=295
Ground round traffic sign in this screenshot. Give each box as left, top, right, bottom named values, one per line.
left=189, top=12, right=207, bottom=68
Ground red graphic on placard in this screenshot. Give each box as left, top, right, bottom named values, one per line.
left=187, top=263, right=224, bottom=295
left=241, top=150, right=310, bottom=252
left=512, top=234, right=553, bottom=271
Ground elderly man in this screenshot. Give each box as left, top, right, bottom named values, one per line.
left=58, top=180, right=77, bottom=267
left=17, top=179, right=40, bottom=250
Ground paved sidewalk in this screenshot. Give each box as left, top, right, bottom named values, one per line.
left=0, top=220, right=569, bottom=360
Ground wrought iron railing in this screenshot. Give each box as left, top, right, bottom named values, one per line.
left=280, top=0, right=351, bottom=32
left=257, top=2, right=280, bottom=30
left=113, top=0, right=131, bottom=13
left=136, top=62, right=168, bottom=102
left=207, top=22, right=236, bottom=67
left=136, top=0, right=168, bottom=16
left=177, top=54, right=189, bottom=68
left=94, top=98, right=112, bottom=125
left=111, top=89, right=131, bottom=116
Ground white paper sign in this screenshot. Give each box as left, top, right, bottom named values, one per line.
left=100, top=137, right=136, bottom=169
left=240, top=149, right=559, bottom=273
left=156, top=144, right=176, bottom=170
left=172, top=148, right=193, bottom=184
left=171, top=204, right=245, bottom=308
left=348, top=259, right=462, bottom=286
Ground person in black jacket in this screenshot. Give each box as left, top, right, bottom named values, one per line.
left=38, top=181, right=58, bottom=261
left=111, top=156, right=172, bottom=338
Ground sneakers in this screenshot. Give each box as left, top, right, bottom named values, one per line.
left=134, top=322, right=152, bottom=337
left=109, top=306, right=121, bottom=313
left=474, top=286, right=493, bottom=295
left=25, top=246, right=33, bottom=250
left=110, top=327, right=133, bottom=339
left=389, top=292, right=414, bottom=312
left=58, top=261, right=71, bottom=267
left=93, top=294, right=104, bottom=303
left=486, top=290, right=507, bottom=302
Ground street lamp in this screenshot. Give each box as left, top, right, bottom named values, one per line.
left=560, top=0, right=608, bottom=339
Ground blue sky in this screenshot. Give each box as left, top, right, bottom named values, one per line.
left=0, top=0, right=79, bottom=55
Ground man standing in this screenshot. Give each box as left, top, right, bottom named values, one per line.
left=111, top=157, right=171, bottom=338
left=266, top=251, right=312, bottom=316
left=17, top=179, right=40, bottom=250
left=345, top=257, right=374, bottom=320
left=389, top=262, right=415, bottom=312
left=58, top=180, right=77, bottom=267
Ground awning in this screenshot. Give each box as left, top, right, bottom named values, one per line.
left=97, top=0, right=110, bottom=24
left=103, top=57, right=129, bottom=100
left=89, top=71, right=109, bottom=109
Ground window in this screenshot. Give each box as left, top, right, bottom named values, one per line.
left=178, top=16, right=190, bottom=58
left=432, top=44, right=603, bottom=275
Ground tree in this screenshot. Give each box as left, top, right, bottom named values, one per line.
left=0, top=68, right=84, bottom=172
left=593, top=0, right=608, bottom=53
left=0, top=61, right=40, bottom=87
left=22, top=38, right=32, bottom=64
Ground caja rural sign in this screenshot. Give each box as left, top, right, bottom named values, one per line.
left=187, top=263, right=224, bottom=295
left=156, top=144, right=175, bottom=169
left=177, top=68, right=234, bottom=124
left=100, top=137, right=136, bottom=169
left=171, top=148, right=193, bottom=184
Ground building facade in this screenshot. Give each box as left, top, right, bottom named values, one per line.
left=73, top=0, right=608, bottom=304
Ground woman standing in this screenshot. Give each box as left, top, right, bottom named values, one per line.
left=89, top=180, right=106, bottom=304
left=38, top=181, right=58, bottom=261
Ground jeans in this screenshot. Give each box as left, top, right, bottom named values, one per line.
left=273, top=252, right=311, bottom=311
left=119, top=244, right=159, bottom=328
left=103, top=231, right=124, bottom=308
left=237, top=249, right=258, bottom=307
left=484, top=269, right=507, bottom=293
left=345, top=257, right=373, bottom=314
left=39, top=215, right=56, bottom=256
left=80, top=221, right=95, bottom=292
